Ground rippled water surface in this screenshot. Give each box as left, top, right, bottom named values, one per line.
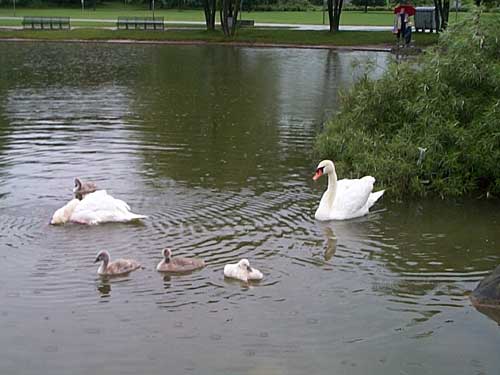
left=0, top=42, right=499, bottom=375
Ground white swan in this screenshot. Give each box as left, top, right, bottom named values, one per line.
left=50, top=190, right=147, bottom=225
left=313, top=160, right=384, bottom=221
left=95, top=250, right=141, bottom=276
left=224, top=259, right=263, bottom=282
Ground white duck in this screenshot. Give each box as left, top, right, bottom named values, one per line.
left=94, top=250, right=141, bottom=276
left=50, top=190, right=147, bottom=225
left=313, top=160, right=384, bottom=221
left=224, top=259, right=263, bottom=282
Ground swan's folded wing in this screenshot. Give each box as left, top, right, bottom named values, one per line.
left=77, top=190, right=130, bottom=213
left=72, top=190, right=143, bottom=224
left=334, top=177, right=375, bottom=215
left=224, top=264, right=239, bottom=279
left=107, top=259, right=141, bottom=274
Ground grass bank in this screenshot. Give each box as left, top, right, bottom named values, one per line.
left=0, top=28, right=438, bottom=48
left=315, top=10, right=500, bottom=198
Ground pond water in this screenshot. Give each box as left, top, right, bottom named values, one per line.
left=0, top=42, right=499, bottom=375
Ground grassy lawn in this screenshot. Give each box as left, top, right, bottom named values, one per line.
left=0, top=4, right=398, bottom=26
left=0, top=27, right=438, bottom=47
left=0, top=3, right=477, bottom=27
left=240, top=11, right=394, bottom=26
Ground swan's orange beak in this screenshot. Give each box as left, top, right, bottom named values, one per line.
left=313, top=168, right=323, bottom=181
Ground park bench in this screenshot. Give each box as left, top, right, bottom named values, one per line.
left=117, top=16, right=165, bottom=31
left=22, top=16, right=70, bottom=30
left=237, top=19, right=255, bottom=28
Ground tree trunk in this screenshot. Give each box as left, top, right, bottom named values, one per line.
left=333, top=0, right=343, bottom=32
left=364, top=2, right=367, bottom=13
left=221, top=0, right=241, bottom=36
left=220, top=6, right=225, bottom=34
left=433, top=0, right=441, bottom=31
left=327, top=0, right=334, bottom=32
left=433, top=0, right=450, bottom=30
left=230, top=0, right=241, bottom=36
left=442, top=0, right=450, bottom=29
left=203, top=0, right=216, bottom=30
left=221, top=0, right=230, bottom=35
left=328, top=0, right=343, bottom=32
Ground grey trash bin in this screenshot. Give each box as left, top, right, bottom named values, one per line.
left=415, top=7, right=437, bottom=32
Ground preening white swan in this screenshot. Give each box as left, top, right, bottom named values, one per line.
left=224, top=259, right=263, bottom=282
left=313, top=160, right=384, bottom=221
left=51, top=190, right=147, bottom=225
left=156, top=248, right=205, bottom=273
left=94, top=250, right=141, bottom=276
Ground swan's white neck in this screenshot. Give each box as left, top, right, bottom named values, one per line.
left=325, top=168, right=338, bottom=209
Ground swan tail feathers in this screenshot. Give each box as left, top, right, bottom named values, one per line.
left=126, top=213, right=148, bottom=221
left=368, top=189, right=385, bottom=208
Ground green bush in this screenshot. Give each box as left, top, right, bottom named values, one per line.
left=314, top=9, right=500, bottom=198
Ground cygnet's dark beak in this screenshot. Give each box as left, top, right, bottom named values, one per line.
left=94, top=257, right=100, bottom=263
left=247, top=265, right=253, bottom=272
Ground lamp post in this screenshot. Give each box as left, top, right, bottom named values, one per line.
left=81, top=0, right=85, bottom=12
left=152, top=0, right=155, bottom=19
left=13, top=0, right=16, bottom=17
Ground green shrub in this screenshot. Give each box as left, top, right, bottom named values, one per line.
left=314, top=9, right=500, bottom=198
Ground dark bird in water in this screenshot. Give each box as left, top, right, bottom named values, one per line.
left=73, top=177, right=97, bottom=200
left=156, top=248, right=205, bottom=273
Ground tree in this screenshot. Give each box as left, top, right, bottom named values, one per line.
left=220, top=0, right=241, bottom=36
left=327, top=0, right=343, bottom=32
left=203, top=0, right=216, bottom=30
left=434, top=0, right=450, bottom=30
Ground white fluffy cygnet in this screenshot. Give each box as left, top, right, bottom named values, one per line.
left=224, top=259, right=263, bottom=282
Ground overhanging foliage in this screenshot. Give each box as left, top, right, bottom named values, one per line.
left=315, top=9, right=500, bottom=198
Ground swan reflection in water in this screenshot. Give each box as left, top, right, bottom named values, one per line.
left=97, top=279, right=112, bottom=298
left=316, top=217, right=376, bottom=262
left=96, top=276, right=135, bottom=299
left=321, top=225, right=337, bottom=261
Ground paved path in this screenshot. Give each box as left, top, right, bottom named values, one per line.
left=0, top=16, right=392, bottom=31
